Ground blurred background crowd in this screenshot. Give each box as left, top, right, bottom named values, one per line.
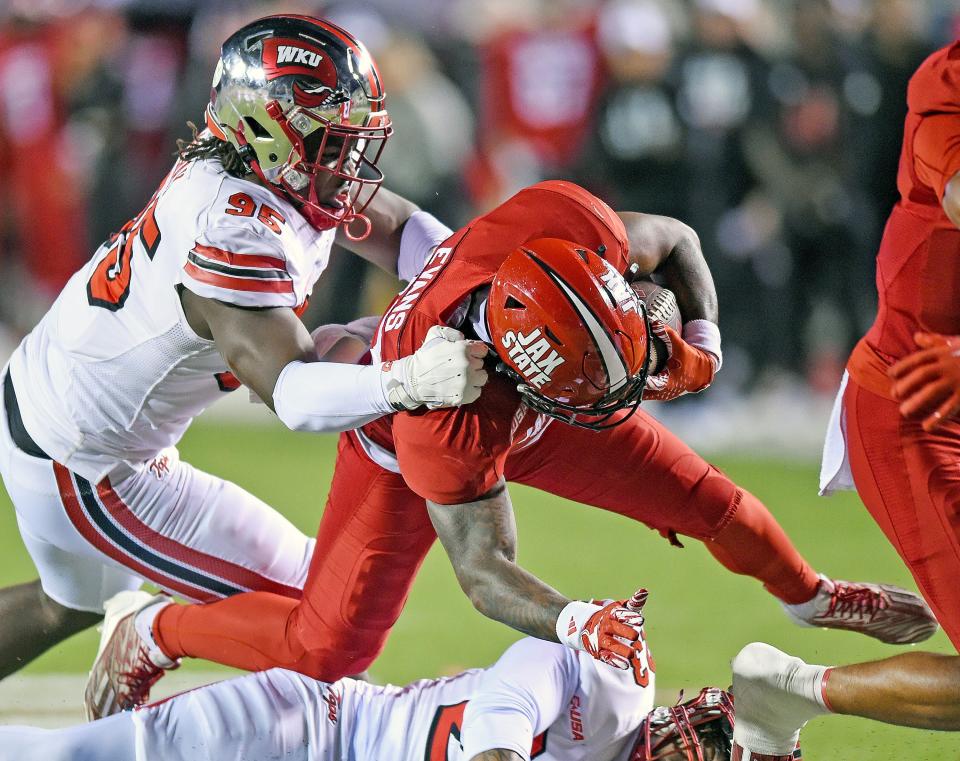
left=0, top=0, right=956, bottom=416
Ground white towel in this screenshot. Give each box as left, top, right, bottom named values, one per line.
left=818, top=371, right=855, bottom=495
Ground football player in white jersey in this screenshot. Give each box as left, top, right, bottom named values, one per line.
left=0, top=14, right=486, bottom=685
left=0, top=590, right=757, bottom=761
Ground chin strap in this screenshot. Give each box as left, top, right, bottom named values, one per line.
left=342, top=213, right=372, bottom=241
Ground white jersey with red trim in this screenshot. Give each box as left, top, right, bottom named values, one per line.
left=133, top=637, right=655, bottom=761
left=8, top=157, right=334, bottom=483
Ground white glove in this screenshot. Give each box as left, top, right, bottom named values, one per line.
left=382, top=325, right=489, bottom=411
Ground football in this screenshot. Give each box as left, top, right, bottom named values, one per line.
left=631, top=279, right=682, bottom=332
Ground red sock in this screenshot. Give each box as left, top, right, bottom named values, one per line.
left=707, top=489, right=820, bottom=605
left=154, top=593, right=306, bottom=671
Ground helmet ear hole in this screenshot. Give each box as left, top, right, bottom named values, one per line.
left=544, top=326, right=563, bottom=345
left=244, top=116, right=271, bottom=139
left=503, top=296, right=525, bottom=310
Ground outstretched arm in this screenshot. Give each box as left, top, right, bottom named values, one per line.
left=427, top=482, right=646, bottom=671
left=179, top=290, right=487, bottom=431
left=427, top=481, right=569, bottom=641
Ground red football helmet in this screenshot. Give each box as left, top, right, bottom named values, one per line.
left=206, top=15, right=392, bottom=237
left=487, top=238, right=651, bottom=429
left=631, top=688, right=735, bottom=761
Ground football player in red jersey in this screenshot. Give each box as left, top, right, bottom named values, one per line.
left=729, top=41, right=960, bottom=753
left=88, top=181, right=936, bottom=719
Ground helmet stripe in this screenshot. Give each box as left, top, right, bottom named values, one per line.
left=549, top=273, right=629, bottom=392
left=523, top=252, right=630, bottom=392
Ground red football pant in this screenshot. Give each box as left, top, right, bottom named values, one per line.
left=844, top=378, right=960, bottom=651
left=155, top=410, right=818, bottom=679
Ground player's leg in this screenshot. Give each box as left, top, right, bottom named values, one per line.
left=845, top=378, right=960, bottom=648
left=0, top=388, right=314, bottom=680
left=0, top=400, right=139, bottom=678
left=136, top=669, right=328, bottom=761
left=0, top=714, right=137, bottom=761
left=57, top=448, right=314, bottom=604
left=0, top=579, right=100, bottom=680
left=825, top=651, right=960, bottom=729
left=731, top=642, right=960, bottom=758
left=70, top=448, right=320, bottom=716
left=504, top=410, right=819, bottom=604
left=0, top=669, right=336, bottom=761
left=149, top=431, right=435, bottom=680
left=505, top=411, right=936, bottom=643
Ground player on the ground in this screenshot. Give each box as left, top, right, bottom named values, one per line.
left=2, top=589, right=744, bottom=761
left=89, top=180, right=937, bottom=719
left=0, top=14, right=486, bottom=682
left=730, top=640, right=959, bottom=756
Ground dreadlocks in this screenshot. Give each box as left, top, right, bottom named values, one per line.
left=176, top=122, right=247, bottom=178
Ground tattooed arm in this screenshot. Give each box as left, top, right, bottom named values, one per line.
left=616, top=211, right=718, bottom=323
left=469, top=751, right=524, bottom=761
left=426, top=479, right=569, bottom=642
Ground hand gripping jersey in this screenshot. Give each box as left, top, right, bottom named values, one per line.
left=850, top=41, right=960, bottom=396
left=8, top=157, right=334, bottom=482
left=133, top=637, right=655, bottom=761
left=360, top=180, right=630, bottom=504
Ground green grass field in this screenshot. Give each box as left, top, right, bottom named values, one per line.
left=1, top=420, right=957, bottom=759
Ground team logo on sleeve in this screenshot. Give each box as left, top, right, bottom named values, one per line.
left=500, top=327, right=566, bottom=389
left=322, top=686, right=341, bottom=725
left=569, top=695, right=585, bottom=741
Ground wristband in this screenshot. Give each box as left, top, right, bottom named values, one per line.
left=555, top=600, right=600, bottom=649
left=682, top=319, right=722, bottom=371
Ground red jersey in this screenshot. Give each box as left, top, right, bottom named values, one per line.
left=362, top=181, right=629, bottom=504
left=851, top=41, right=960, bottom=398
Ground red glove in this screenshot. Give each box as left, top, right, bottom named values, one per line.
left=644, top=322, right=718, bottom=402
left=557, top=589, right=653, bottom=686
left=889, top=332, right=960, bottom=432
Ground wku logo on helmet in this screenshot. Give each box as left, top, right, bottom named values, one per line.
left=276, top=44, right=323, bottom=67
left=263, top=38, right=339, bottom=84
left=293, top=81, right=351, bottom=109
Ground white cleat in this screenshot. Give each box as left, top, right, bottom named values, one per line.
left=782, top=575, right=939, bottom=645
left=731, top=642, right=826, bottom=760
left=84, top=590, right=178, bottom=721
